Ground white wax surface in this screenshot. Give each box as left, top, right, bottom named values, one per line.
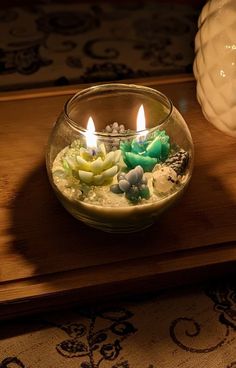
left=51, top=146, right=190, bottom=230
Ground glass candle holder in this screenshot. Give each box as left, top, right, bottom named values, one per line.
left=46, top=84, right=194, bottom=233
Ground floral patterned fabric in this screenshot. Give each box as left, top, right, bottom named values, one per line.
left=1, top=282, right=236, bottom=368
left=0, top=1, right=199, bottom=91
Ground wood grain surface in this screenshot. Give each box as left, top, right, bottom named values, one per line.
left=1, top=77, right=236, bottom=319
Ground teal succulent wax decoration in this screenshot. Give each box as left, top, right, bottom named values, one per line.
left=120, top=130, right=170, bottom=172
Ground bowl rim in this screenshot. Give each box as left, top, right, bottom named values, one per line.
left=63, top=83, right=173, bottom=138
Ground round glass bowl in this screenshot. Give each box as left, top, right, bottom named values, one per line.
left=46, top=83, right=194, bottom=233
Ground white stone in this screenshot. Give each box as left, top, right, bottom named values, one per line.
left=153, top=166, right=178, bottom=194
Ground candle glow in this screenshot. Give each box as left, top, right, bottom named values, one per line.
left=137, top=104, right=147, bottom=140
left=85, top=116, right=97, bottom=149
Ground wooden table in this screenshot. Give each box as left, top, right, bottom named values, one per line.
left=1, top=76, right=236, bottom=320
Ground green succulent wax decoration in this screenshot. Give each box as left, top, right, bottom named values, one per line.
left=120, top=130, right=170, bottom=172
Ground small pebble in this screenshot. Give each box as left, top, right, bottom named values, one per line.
left=105, top=125, right=112, bottom=133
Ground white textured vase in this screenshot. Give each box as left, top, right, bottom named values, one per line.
left=193, top=0, right=236, bottom=137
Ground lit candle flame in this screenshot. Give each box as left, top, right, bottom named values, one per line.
left=137, top=104, right=147, bottom=140
left=137, top=104, right=146, bottom=131
left=85, top=116, right=97, bottom=149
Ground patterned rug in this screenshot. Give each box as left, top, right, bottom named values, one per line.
left=0, top=1, right=200, bottom=91
left=1, top=282, right=236, bottom=368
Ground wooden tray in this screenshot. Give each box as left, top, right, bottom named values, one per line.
left=1, top=76, right=236, bottom=320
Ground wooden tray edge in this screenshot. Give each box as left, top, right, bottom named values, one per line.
left=0, top=74, right=195, bottom=102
